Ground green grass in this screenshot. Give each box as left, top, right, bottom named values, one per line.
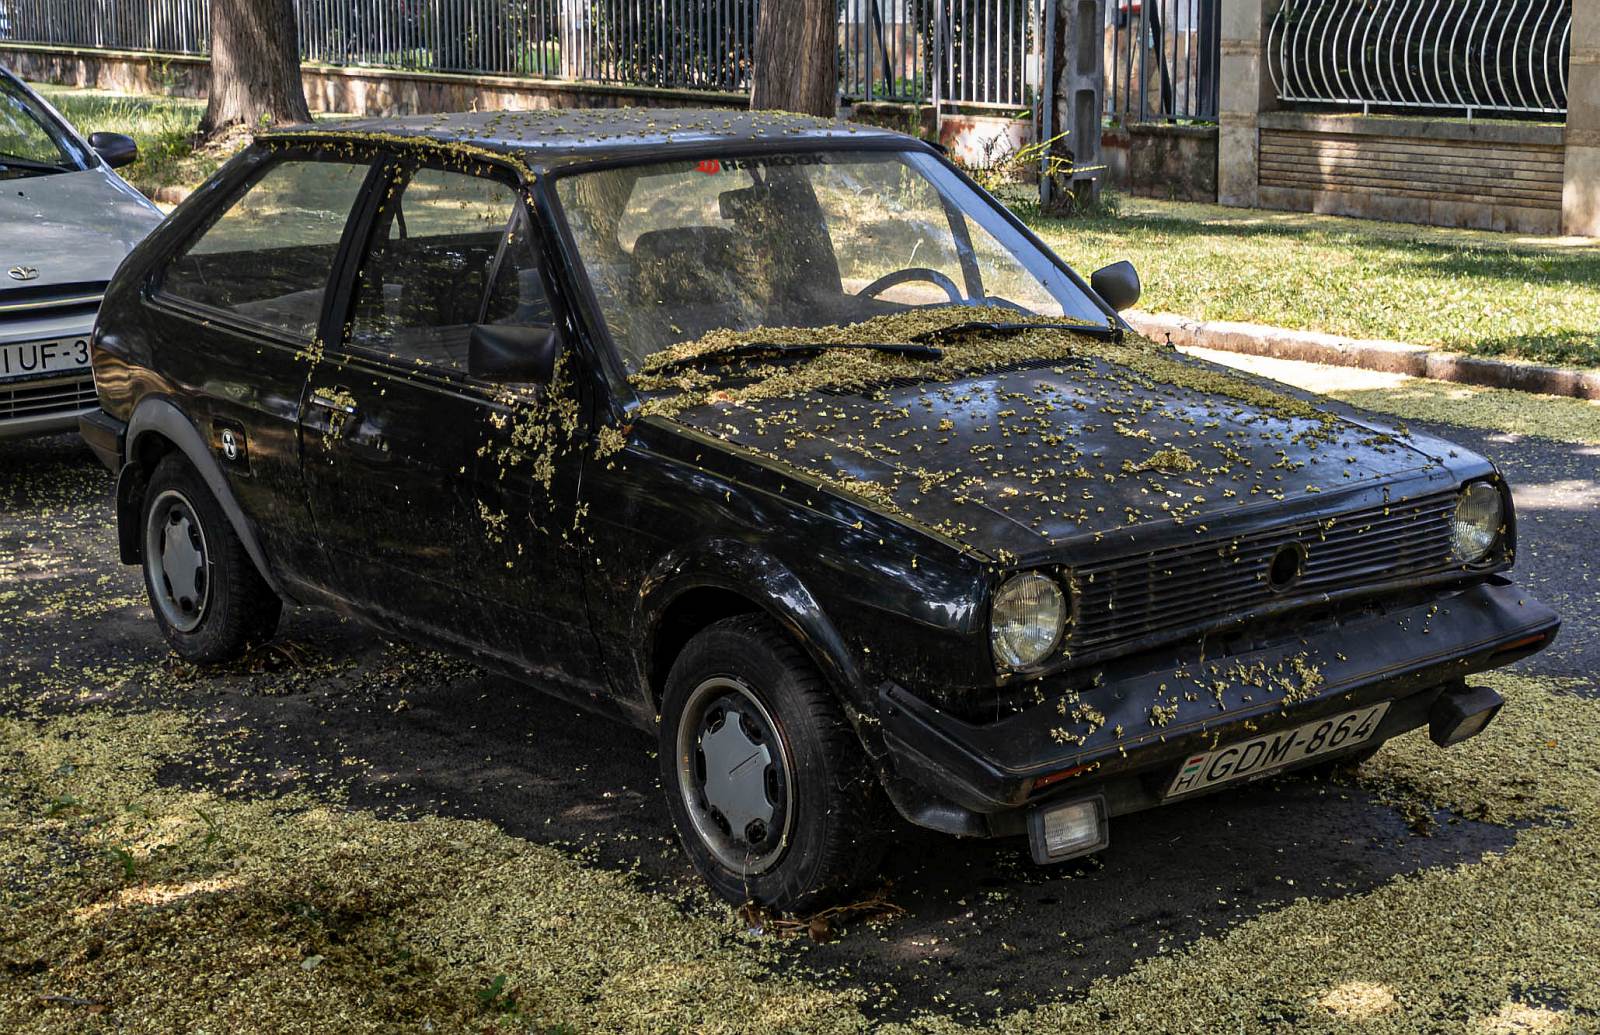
left=1019, top=197, right=1600, bottom=370
left=32, top=86, right=220, bottom=197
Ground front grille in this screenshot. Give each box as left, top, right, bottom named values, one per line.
left=0, top=375, right=98, bottom=421
left=1071, top=491, right=1458, bottom=651
left=0, top=281, right=106, bottom=326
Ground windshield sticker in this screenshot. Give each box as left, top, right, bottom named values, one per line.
left=694, top=155, right=827, bottom=174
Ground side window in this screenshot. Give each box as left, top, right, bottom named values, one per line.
left=162, top=158, right=369, bottom=339
left=346, top=166, right=548, bottom=374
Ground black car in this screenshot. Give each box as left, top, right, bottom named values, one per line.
left=81, top=110, right=1558, bottom=910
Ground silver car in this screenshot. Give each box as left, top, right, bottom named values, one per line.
left=1, top=67, right=162, bottom=438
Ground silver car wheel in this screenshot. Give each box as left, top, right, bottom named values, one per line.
left=676, top=676, right=795, bottom=874
left=145, top=488, right=211, bottom=634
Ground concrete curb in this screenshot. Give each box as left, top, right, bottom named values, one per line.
left=1127, top=311, right=1600, bottom=402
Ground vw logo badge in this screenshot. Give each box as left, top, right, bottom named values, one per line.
left=6, top=265, right=39, bottom=281
left=220, top=428, right=239, bottom=461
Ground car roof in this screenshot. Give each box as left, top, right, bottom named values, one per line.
left=261, top=107, right=917, bottom=170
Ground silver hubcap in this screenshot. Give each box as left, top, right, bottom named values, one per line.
left=145, top=489, right=210, bottom=633
left=677, top=677, right=793, bottom=874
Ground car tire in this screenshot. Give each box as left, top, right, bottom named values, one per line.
left=659, top=615, right=887, bottom=912
left=141, top=453, right=281, bottom=664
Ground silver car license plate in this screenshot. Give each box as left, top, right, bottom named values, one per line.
left=1165, top=703, right=1390, bottom=798
left=0, top=337, right=91, bottom=379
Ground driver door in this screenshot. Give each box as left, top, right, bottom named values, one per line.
left=299, top=158, right=605, bottom=689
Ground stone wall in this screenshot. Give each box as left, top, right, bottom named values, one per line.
left=844, top=102, right=1036, bottom=172
left=1256, top=112, right=1566, bottom=234
left=1102, top=123, right=1219, bottom=202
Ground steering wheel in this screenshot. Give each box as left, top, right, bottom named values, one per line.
left=856, top=267, right=963, bottom=304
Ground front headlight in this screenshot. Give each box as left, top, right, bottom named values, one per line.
left=1451, top=482, right=1504, bottom=564
left=991, top=573, right=1067, bottom=669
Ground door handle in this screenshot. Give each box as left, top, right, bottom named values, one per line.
left=309, top=389, right=359, bottom=417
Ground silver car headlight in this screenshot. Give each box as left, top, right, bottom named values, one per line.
left=1451, top=482, right=1504, bottom=564
left=991, top=572, right=1068, bottom=670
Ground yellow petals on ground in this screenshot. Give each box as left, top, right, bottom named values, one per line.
left=5, top=671, right=1599, bottom=1032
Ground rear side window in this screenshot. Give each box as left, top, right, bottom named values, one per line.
left=161, top=158, right=369, bottom=339
left=346, top=165, right=550, bottom=373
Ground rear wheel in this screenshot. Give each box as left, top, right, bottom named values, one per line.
left=141, top=454, right=281, bottom=664
left=658, top=615, right=886, bottom=912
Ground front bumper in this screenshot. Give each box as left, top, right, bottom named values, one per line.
left=880, top=578, right=1558, bottom=834
left=0, top=373, right=99, bottom=440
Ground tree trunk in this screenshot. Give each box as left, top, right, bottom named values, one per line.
left=751, top=0, right=838, bottom=116
left=199, top=0, right=311, bottom=139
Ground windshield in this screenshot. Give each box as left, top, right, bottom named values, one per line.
left=0, top=75, right=84, bottom=175
left=553, top=149, right=1107, bottom=373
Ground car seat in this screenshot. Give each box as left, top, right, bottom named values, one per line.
left=628, top=226, right=761, bottom=364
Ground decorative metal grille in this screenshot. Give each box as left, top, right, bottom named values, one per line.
left=0, top=0, right=1046, bottom=108
left=1268, top=0, right=1570, bottom=119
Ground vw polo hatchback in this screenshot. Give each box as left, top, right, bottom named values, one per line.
left=83, top=110, right=1558, bottom=909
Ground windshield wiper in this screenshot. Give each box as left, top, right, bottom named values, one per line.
left=912, top=320, right=1123, bottom=344
left=0, top=155, right=72, bottom=176
left=645, top=340, right=944, bottom=376
left=0, top=153, right=71, bottom=171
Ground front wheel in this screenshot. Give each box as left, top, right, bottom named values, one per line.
left=141, top=453, right=281, bottom=664
left=658, top=616, right=886, bottom=912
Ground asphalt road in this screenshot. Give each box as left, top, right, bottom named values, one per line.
left=1, top=418, right=1592, bottom=1022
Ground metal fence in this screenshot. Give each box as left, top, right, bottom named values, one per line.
left=1268, top=0, right=1570, bottom=119
left=292, top=1, right=759, bottom=92
left=842, top=0, right=1042, bottom=109
left=0, top=0, right=1046, bottom=108
left=1, top=0, right=209, bottom=54
left=1106, top=0, right=1220, bottom=124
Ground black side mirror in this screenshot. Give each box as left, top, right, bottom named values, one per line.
left=1090, top=260, right=1141, bottom=313
left=468, top=323, right=563, bottom=384
left=88, top=131, right=138, bottom=169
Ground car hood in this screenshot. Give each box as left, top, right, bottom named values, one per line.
left=658, top=351, right=1464, bottom=562
left=0, top=167, right=163, bottom=287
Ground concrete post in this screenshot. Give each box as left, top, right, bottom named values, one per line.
left=1216, top=0, right=1277, bottom=208
left=1043, top=0, right=1106, bottom=213
left=1564, top=4, right=1600, bottom=237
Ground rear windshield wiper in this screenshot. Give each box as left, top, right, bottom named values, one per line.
left=644, top=340, right=944, bottom=376
left=912, top=320, right=1123, bottom=344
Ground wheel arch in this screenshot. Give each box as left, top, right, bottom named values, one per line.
left=117, top=396, right=288, bottom=600
left=640, top=542, right=868, bottom=719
